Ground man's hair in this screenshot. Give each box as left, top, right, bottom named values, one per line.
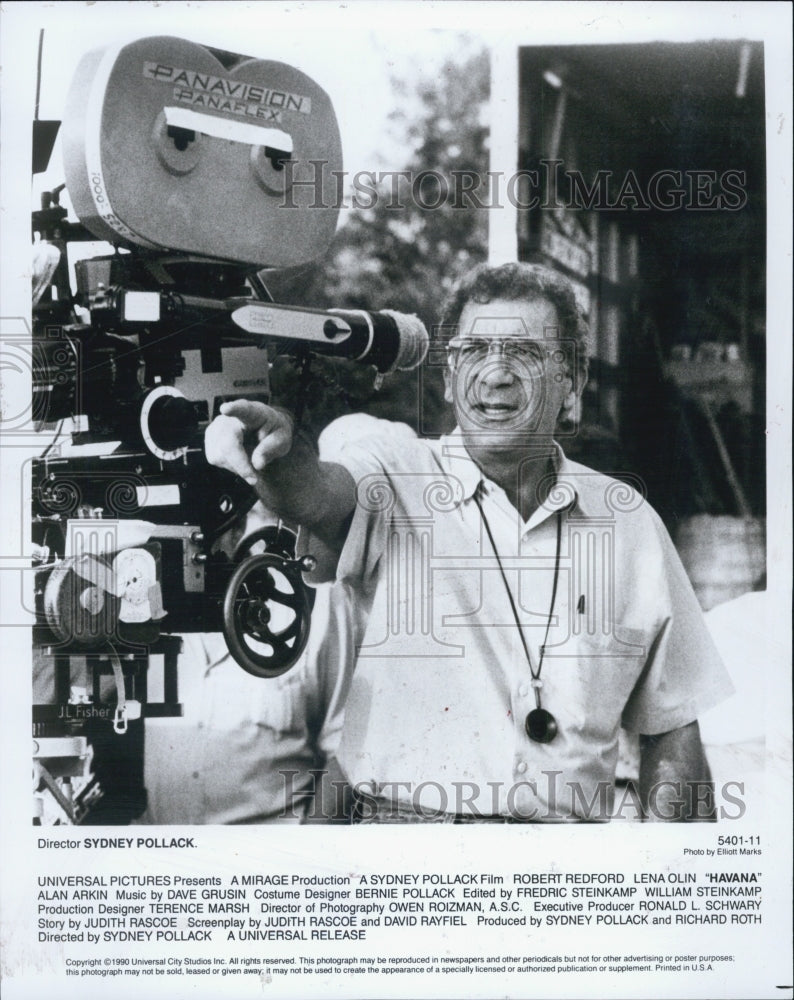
left=438, top=262, right=590, bottom=391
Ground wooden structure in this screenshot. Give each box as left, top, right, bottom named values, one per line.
left=489, top=40, right=766, bottom=532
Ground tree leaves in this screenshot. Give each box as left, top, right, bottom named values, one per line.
left=266, top=47, right=490, bottom=437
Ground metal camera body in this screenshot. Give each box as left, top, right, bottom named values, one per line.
left=31, top=35, right=343, bottom=823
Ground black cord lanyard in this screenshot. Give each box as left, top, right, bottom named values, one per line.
left=474, top=490, right=563, bottom=743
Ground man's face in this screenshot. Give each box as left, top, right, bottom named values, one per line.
left=444, top=296, right=576, bottom=450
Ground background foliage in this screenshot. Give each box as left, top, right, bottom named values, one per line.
left=266, top=47, right=490, bottom=439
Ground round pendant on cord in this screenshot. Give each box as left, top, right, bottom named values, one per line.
left=474, top=497, right=564, bottom=747
left=525, top=708, right=558, bottom=744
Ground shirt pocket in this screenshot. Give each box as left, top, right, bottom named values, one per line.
left=544, top=622, right=650, bottom=741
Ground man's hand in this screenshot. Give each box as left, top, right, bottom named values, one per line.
left=205, top=400, right=293, bottom=486
left=204, top=399, right=356, bottom=568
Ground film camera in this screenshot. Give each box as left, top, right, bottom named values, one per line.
left=31, top=35, right=427, bottom=823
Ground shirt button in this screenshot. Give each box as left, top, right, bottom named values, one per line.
left=196, top=722, right=204, bottom=730
left=518, top=684, right=529, bottom=698
left=192, top=771, right=200, bottom=779
left=516, top=761, right=528, bottom=775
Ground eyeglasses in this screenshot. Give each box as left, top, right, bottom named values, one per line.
left=448, top=337, right=565, bottom=368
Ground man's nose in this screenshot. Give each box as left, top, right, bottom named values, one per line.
left=478, top=357, right=517, bottom=387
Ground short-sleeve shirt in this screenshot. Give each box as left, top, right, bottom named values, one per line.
left=301, top=427, right=734, bottom=821
left=138, top=582, right=352, bottom=824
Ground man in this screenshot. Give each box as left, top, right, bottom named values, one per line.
left=205, top=262, right=733, bottom=822
left=137, top=505, right=352, bottom=825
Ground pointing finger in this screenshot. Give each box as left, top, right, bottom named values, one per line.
left=205, top=414, right=258, bottom=485
left=219, top=399, right=271, bottom=429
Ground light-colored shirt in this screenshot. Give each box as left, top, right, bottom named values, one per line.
left=302, top=427, right=733, bottom=821
left=138, top=583, right=352, bottom=824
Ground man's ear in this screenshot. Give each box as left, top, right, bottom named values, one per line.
left=559, top=372, right=584, bottom=424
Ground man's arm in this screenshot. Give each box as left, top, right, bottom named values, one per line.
left=639, top=720, right=716, bottom=821
left=204, top=400, right=356, bottom=557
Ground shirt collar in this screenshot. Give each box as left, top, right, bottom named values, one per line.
left=437, top=428, right=482, bottom=501
left=437, top=428, right=597, bottom=519
left=548, top=448, right=599, bottom=519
